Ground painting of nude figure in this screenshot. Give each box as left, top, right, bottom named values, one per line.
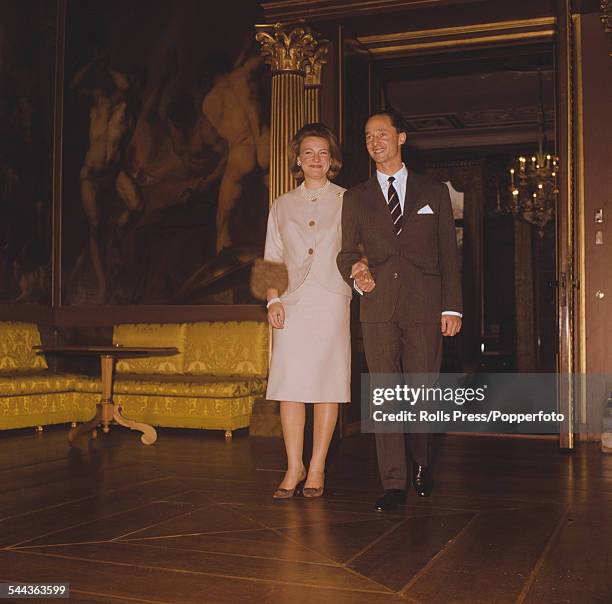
left=61, top=0, right=270, bottom=305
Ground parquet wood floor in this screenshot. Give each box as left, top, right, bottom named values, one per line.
left=0, top=428, right=610, bottom=603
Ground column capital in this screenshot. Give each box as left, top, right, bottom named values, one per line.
left=304, top=42, right=328, bottom=88
left=256, top=23, right=319, bottom=75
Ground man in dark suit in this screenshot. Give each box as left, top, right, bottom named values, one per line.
left=337, top=110, right=462, bottom=511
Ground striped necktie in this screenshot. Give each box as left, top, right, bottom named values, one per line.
left=387, top=176, right=403, bottom=236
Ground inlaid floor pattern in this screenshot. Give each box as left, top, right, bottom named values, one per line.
left=0, top=428, right=611, bottom=603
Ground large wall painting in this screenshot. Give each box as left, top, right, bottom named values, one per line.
left=61, top=0, right=270, bottom=305
left=0, top=0, right=57, bottom=304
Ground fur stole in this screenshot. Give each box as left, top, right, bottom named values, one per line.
left=250, top=259, right=289, bottom=300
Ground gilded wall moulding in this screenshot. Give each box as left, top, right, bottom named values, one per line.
left=255, top=24, right=318, bottom=74
left=602, top=0, right=612, bottom=54
left=602, top=0, right=612, bottom=31
left=260, top=0, right=481, bottom=22
left=355, top=17, right=555, bottom=57
left=304, top=43, right=329, bottom=87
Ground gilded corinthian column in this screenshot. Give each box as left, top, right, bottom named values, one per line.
left=304, top=44, right=328, bottom=123
left=256, top=24, right=318, bottom=204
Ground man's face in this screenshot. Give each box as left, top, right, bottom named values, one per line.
left=365, top=114, right=406, bottom=166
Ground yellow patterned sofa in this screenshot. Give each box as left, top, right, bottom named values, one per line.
left=76, top=321, right=269, bottom=438
left=0, top=322, right=94, bottom=430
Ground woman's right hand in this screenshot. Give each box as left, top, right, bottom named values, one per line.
left=268, top=302, right=285, bottom=329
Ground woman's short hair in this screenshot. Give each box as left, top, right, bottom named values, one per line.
left=288, top=122, right=342, bottom=181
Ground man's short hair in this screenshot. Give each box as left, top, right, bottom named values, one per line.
left=366, top=110, right=407, bottom=135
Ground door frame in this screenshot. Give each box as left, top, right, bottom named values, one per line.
left=352, top=11, right=580, bottom=449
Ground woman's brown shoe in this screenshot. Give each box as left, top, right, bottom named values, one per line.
left=303, top=471, right=325, bottom=498
left=273, top=467, right=306, bottom=499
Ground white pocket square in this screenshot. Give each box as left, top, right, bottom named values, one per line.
left=417, top=204, right=434, bottom=214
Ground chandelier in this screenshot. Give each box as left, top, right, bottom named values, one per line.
left=506, top=69, right=559, bottom=236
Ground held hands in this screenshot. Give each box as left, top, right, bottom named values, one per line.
left=349, top=259, right=460, bottom=335
left=268, top=302, right=285, bottom=329
left=351, top=260, right=375, bottom=293
left=441, top=315, right=462, bottom=337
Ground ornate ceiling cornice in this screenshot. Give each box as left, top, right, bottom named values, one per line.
left=260, top=0, right=485, bottom=23
left=355, top=17, right=556, bottom=57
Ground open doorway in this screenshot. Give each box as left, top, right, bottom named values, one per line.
left=375, top=43, right=558, bottom=373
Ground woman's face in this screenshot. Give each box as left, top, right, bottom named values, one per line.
left=298, top=136, right=331, bottom=180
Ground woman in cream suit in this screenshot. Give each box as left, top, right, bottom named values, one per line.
left=263, top=123, right=351, bottom=499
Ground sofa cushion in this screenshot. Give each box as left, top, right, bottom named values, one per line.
left=111, top=395, right=255, bottom=431
left=0, top=322, right=48, bottom=373
left=183, top=321, right=269, bottom=377
left=113, top=323, right=186, bottom=375
left=0, top=391, right=93, bottom=430
left=75, top=374, right=267, bottom=399
left=0, top=373, right=76, bottom=396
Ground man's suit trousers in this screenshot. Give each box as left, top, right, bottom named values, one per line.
left=361, top=283, right=442, bottom=489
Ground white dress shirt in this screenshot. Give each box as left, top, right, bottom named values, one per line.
left=377, top=164, right=408, bottom=213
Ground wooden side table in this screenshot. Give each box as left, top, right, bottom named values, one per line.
left=35, top=345, right=178, bottom=447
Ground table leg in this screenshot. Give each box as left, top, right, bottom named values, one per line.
left=113, top=405, right=158, bottom=445
left=69, top=352, right=158, bottom=447
left=102, top=354, right=157, bottom=445
left=100, top=355, right=115, bottom=433
left=68, top=354, right=114, bottom=446
left=68, top=403, right=103, bottom=447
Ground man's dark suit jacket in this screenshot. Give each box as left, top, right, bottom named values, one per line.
left=337, top=170, right=462, bottom=324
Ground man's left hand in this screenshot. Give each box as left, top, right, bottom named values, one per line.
left=441, top=315, right=462, bottom=337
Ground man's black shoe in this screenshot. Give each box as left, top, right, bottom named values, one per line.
left=412, top=464, right=433, bottom=497
left=374, top=489, right=406, bottom=511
